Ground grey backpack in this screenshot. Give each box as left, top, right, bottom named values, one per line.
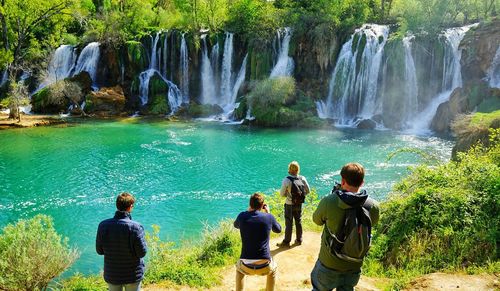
left=326, top=199, right=373, bottom=263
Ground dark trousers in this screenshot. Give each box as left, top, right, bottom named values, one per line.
left=283, top=203, right=302, bottom=243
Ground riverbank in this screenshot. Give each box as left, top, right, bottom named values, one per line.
left=0, top=113, right=67, bottom=130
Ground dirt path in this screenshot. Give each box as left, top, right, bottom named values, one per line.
left=145, top=231, right=499, bottom=291
left=145, top=232, right=385, bottom=291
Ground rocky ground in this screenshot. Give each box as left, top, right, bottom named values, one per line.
left=144, top=232, right=499, bottom=290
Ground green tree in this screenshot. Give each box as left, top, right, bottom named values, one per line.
left=0, top=0, right=76, bottom=72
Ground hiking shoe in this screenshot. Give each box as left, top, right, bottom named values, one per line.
left=294, top=240, right=302, bottom=246
left=276, top=241, right=290, bottom=248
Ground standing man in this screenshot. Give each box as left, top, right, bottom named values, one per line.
left=277, top=161, right=310, bottom=247
left=96, top=192, right=147, bottom=291
left=234, top=193, right=282, bottom=291
left=311, top=163, right=379, bottom=291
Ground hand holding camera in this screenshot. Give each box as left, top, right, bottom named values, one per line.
left=262, top=204, right=270, bottom=213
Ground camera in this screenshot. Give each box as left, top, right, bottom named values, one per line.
left=332, top=181, right=342, bottom=192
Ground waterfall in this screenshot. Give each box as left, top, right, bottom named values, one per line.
left=74, top=42, right=100, bottom=88
left=199, top=33, right=248, bottom=119
left=162, top=31, right=168, bottom=79
left=403, top=35, right=419, bottom=121
left=318, top=24, right=389, bottom=125
left=488, top=46, right=500, bottom=88
left=38, top=45, right=77, bottom=90
left=1, top=69, right=7, bottom=87
left=270, top=27, right=294, bottom=78
left=200, top=35, right=217, bottom=105
left=408, top=24, right=476, bottom=133
left=211, top=42, right=220, bottom=88
left=220, top=33, right=234, bottom=105
left=138, top=32, right=183, bottom=113
left=180, top=34, right=189, bottom=102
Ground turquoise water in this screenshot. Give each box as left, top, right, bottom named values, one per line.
left=0, top=120, right=453, bottom=274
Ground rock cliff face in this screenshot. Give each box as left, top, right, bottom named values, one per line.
left=431, top=20, right=500, bottom=133
left=29, top=20, right=500, bottom=128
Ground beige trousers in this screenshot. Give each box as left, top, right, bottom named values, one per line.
left=235, top=259, right=277, bottom=291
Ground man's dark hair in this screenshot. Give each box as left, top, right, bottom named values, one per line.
left=340, top=163, right=365, bottom=187
left=249, top=193, right=265, bottom=210
left=116, top=192, right=135, bottom=211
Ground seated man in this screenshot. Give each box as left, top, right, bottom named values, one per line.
left=234, top=193, right=282, bottom=291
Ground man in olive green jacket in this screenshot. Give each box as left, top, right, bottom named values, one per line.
left=311, top=163, right=379, bottom=291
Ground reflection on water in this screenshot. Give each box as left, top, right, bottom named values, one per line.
left=0, top=121, right=454, bottom=274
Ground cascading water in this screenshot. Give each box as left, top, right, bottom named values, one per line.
left=199, top=33, right=248, bottom=119
left=180, top=34, right=189, bottom=102
left=164, top=32, right=169, bottom=78
left=38, top=45, right=77, bottom=90
left=74, top=42, right=100, bottom=89
left=408, top=24, right=476, bottom=133
left=402, top=35, right=419, bottom=121
left=270, top=27, right=294, bottom=78
left=488, top=46, right=500, bottom=88
left=317, top=24, right=389, bottom=125
left=1, top=69, right=7, bottom=87
left=220, top=33, right=234, bottom=105
left=211, top=42, right=220, bottom=87
left=138, top=32, right=183, bottom=112
left=200, top=35, right=217, bottom=105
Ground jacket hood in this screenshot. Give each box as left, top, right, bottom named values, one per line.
left=335, top=190, right=368, bottom=209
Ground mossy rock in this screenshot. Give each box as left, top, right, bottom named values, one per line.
left=68, top=72, right=92, bottom=94
left=149, top=75, right=168, bottom=97
left=148, top=94, right=170, bottom=115
left=126, top=41, right=148, bottom=76
left=477, top=95, right=500, bottom=113
left=187, top=103, right=224, bottom=118
left=233, top=96, right=248, bottom=120
left=31, top=87, right=68, bottom=114
left=298, top=116, right=329, bottom=128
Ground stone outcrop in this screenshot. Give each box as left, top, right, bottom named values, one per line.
left=85, top=86, right=126, bottom=116
left=357, top=119, right=377, bottom=129
left=431, top=20, right=500, bottom=133
left=31, top=72, right=92, bottom=114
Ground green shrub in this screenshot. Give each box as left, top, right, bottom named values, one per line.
left=59, top=273, right=106, bottom=291
left=144, top=220, right=240, bottom=287
left=0, top=215, right=79, bottom=291
left=367, top=130, right=500, bottom=276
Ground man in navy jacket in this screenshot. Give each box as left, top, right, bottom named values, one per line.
left=96, top=192, right=147, bottom=291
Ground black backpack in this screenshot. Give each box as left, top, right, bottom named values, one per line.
left=287, top=176, right=306, bottom=205
left=326, top=194, right=373, bottom=263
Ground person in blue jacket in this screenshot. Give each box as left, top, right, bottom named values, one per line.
left=96, top=192, right=147, bottom=291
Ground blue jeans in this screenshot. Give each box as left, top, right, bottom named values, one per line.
left=310, top=260, right=360, bottom=291
left=107, top=281, right=141, bottom=291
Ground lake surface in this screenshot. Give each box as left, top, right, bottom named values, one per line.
left=0, top=120, right=454, bottom=274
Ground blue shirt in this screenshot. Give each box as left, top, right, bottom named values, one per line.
left=234, top=210, right=282, bottom=260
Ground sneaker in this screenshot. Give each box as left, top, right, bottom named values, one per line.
left=294, top=240, right=302, bottom=246
left=276, top=241, right=290, bottom=248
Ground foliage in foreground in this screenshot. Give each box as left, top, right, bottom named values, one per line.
left=143, top=220, right=241, bottom=287
left=0, top=214, right=79, bottom=291
left=364, top=129, right=500, bottom=287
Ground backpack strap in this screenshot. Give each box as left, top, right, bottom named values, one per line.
left=286, top=175, right=298, bottom=182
